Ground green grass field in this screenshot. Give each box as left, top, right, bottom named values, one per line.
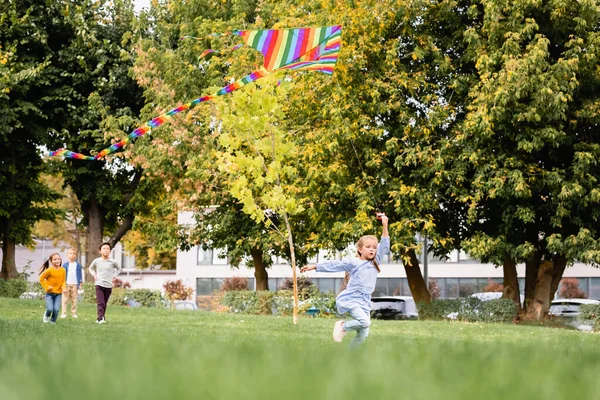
left=1, top=297, right=599, bottom=400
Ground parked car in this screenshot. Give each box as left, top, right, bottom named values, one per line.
left=173, top=301, right=199, bottom=311
left=371, top=296, right=418, bottom=320
left=549, top=298, right=600, bottom=331
left=469, top=292, right=525, bottom=303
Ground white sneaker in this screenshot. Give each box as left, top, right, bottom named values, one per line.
left=98, top=318, right=106, bottom=324
left=60, top=314, right=66, bottom=319
left=72, top=315, right=78, bottom=319
left=43, top=313, right=49, bottom=323
left=332, top=320, right=346, bottom=342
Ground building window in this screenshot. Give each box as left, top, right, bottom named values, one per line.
left=197, top=246, right=213, bottom=265
left=589, top=278, right=600, bottom=299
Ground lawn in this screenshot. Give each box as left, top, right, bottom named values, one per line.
left=1, top=297, right=599, bottom=400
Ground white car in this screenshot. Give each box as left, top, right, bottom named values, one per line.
left=549, top=298, right=600, bottom=331
left=371, top=296, right=419, bottom=320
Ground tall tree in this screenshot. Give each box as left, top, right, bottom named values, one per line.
left=47, top=0, right=150, bottom=276
left=0, top=0, right=70, bottom=278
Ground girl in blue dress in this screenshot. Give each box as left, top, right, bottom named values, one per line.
left=301, top=214, right=390, bottom=347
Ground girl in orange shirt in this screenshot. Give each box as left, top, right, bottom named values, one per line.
left=39, top=253, right=66, bottom=324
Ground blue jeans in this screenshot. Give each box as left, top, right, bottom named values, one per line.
left=45, top=293, right=62, bottom=323
left=343, top=307, right=371, bottom=348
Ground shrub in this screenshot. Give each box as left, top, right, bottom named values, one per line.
left=82, top=283, right=96, bottom=303
left=278, top=277, right=314, bottom=299
left=418, top=299, right=462, bottom=320
left=163, top=279, right=194, bottom=308
left=222, top=290, right=259, bottom=314
left=26, top=281, right=44, bottom=299
left=272, top=290, right=294, bottom=316
left=221, top=277, right=248, bottom=291
left=108, top=288, right=128, bottom=306
left=483, top=279, right=504, bottom=293
left=128, top=289, right=163, bottom=307
left=559, top=278, right=587, bottom=299
left=418, top=297, right=516, bottom=323
left=580, top=304, right=600, bottom=331
left=428, top=278, right=441, bottom=300
left=0, top=277, right=27, bottom=298
left=113, top=278, right=131, bottom=289
left=479, top=299, right=517, bottom=323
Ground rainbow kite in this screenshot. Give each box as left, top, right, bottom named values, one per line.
left=50, top=25, right=342, bottom=160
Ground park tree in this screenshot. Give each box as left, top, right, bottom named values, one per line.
left=46, top=0, right=153, bottom=276
left=442, top=0, right=600, bottom=318
left=0, top=0, right=77, bottom=278
left=129, top=0, right=303, bottom=291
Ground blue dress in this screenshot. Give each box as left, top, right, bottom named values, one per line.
left=316, top=237, right=390, bottom=314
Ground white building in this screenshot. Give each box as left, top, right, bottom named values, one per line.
left=175, top=212, right=600, bottom=299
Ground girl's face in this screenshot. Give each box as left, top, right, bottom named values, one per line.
left=359, top=238, right=378, bottom=260
left=51, top=255, right=62, bottom=267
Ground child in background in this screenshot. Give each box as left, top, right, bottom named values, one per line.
left=61, top=247, right=83, bottom=319
left=89, top=242, right=121, bottom=324
left=300, top=214, right=389, bottom=348
left=39, top=253, right=66, bottom=324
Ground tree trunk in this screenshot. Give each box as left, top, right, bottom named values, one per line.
left=251, top=248, right=269, bottom=290
left=281, top=211, right=299, bottom=325
left=109, top=213, right=135, bottom=249
left=84, top=198, right=106, bottom=282
left=502, top=253, right=521, bottom=310
left=524, top=251, right=541, bottom=309
left=548, top=255, right=567, bottom=304
left=527, top=260, right=554, bottom=320
left=403, top=249, right=431, bottom=304
left=0, top=222, right=18, bottom=280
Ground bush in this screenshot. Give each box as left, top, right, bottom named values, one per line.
left=278, top=277, right=314, bottom=299
left=163, top=280, right=194, bottom=308
left=26, top=281, right=45, bottom=299
left=82, top=283, right=96, bottom=303
left=483, top=279, right=504, bottom=293
left=0, top=277, right=27, bottom=298
left=580, top=304, right=600, bottom=331
left=222, top=290, right=259, bottom=314
left=113, top=278, right=131, bottom=289
left=559, top=278, right=587, bottom=299
left=272, top=290, right=294, bottom=316
left=418, top=299, right=462, bottom=320
left=108, top=288, right=128, bottom=306
left=128, top=289, right=163, bottom=308
left=221, top=277, right=248, bottom=291
left=428, top=278, right=441, bottom=300
left=418, top=297, right=516, bottom=323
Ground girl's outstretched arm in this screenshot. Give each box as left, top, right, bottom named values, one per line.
left=380, top=214, right=389, bottom=238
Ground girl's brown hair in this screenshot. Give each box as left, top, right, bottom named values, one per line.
left=356, top=235, right=380, bottom=272
left=39, top=253, right=62, bottom=275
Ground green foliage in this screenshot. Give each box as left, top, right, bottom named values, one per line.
left=271, top=290, right=294, bottom=316
left=82, top=283, right=96, bottom=304
left=127, top=289, right=164, bottom=308
left=579, top=304, right=600, bottom=331
left=419, top=298, right=517, bottom=323
left=0, top=277, right=27, bottom=298
left=221, top=289, right=337, bottom=318
left=108, top=288, right=128, bottom=306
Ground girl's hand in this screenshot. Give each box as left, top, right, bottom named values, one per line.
left=300, top=265, right=316, bottom=273
left=376, top=213, right=389, bottom=225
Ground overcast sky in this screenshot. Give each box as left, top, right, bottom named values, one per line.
left=134, top=0, right=151, bottom=13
